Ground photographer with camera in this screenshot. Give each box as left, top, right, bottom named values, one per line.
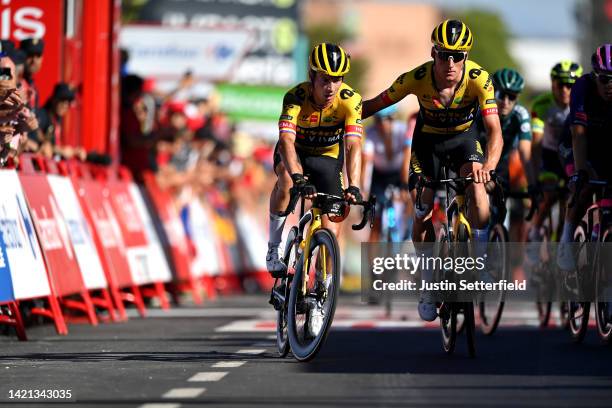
left=0, top=54, right=38, bottom=166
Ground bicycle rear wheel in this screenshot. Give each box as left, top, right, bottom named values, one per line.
left=287, top=228, right=340, bottom=361
left=479, top=223, right=508, bottom=336
left=595, top=228, right=612, bottom=344
left=276, top=227, right=298, bottom=357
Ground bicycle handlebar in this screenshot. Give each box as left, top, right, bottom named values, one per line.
left=278, top=188, right=376, bottom=231
left=568, top=179, right=611, bottom=209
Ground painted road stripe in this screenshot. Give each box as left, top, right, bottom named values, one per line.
left=188, top=372, right=229, bottom=382
left=139, top=404, right=182, bottom=408
left=217, top=318, right=549, bottom=332
left=162, top=388, right=206, bottom=398
left=212, top=361, right=247, bottom=368
left=236, top=349, right=266, bottom=355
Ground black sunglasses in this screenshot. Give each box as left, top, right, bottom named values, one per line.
left=595, top=72, right=612, bottom=85
left=434, top=48, right=467, bottom=62
left=495, top=90, right=518, bottom=102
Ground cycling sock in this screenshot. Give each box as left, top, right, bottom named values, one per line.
left=560, top=222, right=575, bottom=244
left=472, top=228, right=489, bottom=260
left=268, top=212, right=287, bottom=248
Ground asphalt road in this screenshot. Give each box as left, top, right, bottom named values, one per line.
left=1, top=294, right=611, bottom=408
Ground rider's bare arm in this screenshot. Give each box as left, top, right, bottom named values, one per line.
left=362, top=94, right=388, bottom=119
left=518, top=139, right=536, bottom=186
left=481, top=113, right=503, bottom=177
left=571, top=124, right=588, bottom=173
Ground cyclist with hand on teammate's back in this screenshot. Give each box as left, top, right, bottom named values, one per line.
left=363, top=19, right=503, bottom=322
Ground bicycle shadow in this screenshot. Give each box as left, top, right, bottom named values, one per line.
left=302, top=327, right=612, bottom=377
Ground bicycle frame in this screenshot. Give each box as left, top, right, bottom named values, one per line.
left=296, top=205, right=326, bottom=296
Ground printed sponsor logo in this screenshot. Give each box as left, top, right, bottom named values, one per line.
left=346, top=125, right=363, bottom=134
left=482, top=107, right=498, bottom=116
left=340, top=89, right=355, bottom=100
left=520, top=122, right=531, bottom=133
left=279, top=120, right=296, bottom=129
left=279, top=115, right=293, bottom=120
left=310, top=114, right=318, bottom=124
left=414, top=66, right=427, bottom=80
left=469, top=68, right=482, bottom=79
left=486, top=99, right=496, bottom=105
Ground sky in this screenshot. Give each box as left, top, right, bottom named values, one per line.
left=401, top=0, right=579, bottom=39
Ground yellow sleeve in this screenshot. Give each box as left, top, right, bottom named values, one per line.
left=379, top=64, right=425, bottom=105
left=469, top=66, right=498, bottom=117
left=278, top=85, right=303, bottom=137
left=339, top=85, right=363, bottom=139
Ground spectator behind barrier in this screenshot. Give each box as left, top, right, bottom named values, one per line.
left=20, top=37, right=44, bottom=111
left=0, top=55, right=38, bottom=165
left=36, top=82, right=86, bottom=160
left=120, top=74, right=156, bottom=181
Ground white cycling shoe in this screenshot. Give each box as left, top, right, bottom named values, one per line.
left=418, top=290, right=438, bottom=322
left=308, top=300, right=325, bottom=338
left=266, top=244, right=286, bottom=277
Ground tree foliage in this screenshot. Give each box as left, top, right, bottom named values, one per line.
left=452, top=9, right=521, bottom=75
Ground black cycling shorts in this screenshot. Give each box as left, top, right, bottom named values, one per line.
left=408, top=122, right=484, bottom=190
left=540, top=147, right=566, bottom=182
left=273, top=142, right=344, bottom=197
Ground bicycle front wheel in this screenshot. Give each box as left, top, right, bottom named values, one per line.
left=436, top=225, right=457, bottom=354
left=568, top=222, right=590, bottom=343
left=595, top=228, right=612, bottom=343
left=276, top=227, right=298, bottom=357
left=479, top=223, right=508, bottom=336
left=287, top=228, right=340, bottom=361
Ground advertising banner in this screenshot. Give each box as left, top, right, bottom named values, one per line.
left=120, top=25, right=254, bottom=82
left=188, top=199, right=221, bottom=278
left=0, top=171, right=50, bottom=300
left=47, top=175, right=108, bottom=290
left=128, top=184, right=173, bottom=283
left=75, top=178, right=134, bottom=288
left=19, top=172, right=86, bottom=296
left=135, top=0, right=301, bottom=85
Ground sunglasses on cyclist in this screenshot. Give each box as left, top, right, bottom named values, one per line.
left=495, top=90, right=518, bottom=102
left=434, top=48, right=467, bottom=63
left=595, top=72, right=612, bottom=85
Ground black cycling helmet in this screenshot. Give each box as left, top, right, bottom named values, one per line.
left=309, top=43, right=350, bottom=77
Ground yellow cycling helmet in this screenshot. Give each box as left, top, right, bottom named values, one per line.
left=550, top=60, right=583, bottom=84
left=309, top=43, right=350, bottom=77
left=431, top=19, right=474, bottom=51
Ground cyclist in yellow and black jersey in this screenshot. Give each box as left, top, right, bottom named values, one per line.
left=363, top=19, right=503, bottom=321
left=266, top=43, right=364, bottom=276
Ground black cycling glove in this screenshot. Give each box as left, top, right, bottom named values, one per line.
left=291, top=173, right=316, bottom=197
left=345, top=185, right=363, bottom=203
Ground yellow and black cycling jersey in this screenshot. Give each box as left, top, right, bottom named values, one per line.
left=380, top=60, right=498, bottom=135
left=278, top=82, right=363, bottom=159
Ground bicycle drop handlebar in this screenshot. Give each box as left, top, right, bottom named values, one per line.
left=278, top=187, right=376, bottom=231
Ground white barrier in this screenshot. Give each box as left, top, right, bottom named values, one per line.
left=0, top=170, right=51, bottom=299
left=129, top=184, right=173, bottom=283
left=188, top=199, right=221, bottom=278
left=47, top=174, right=108, bottom=290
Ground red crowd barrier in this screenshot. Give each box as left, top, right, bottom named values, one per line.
left=0, top=153, right=271, bottom=340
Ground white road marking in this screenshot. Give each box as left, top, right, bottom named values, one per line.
left=139, top=404, right=182, bottom=408
left=188, top=372, right=229, bottom=382
left=212, top=361, right=247, bottom=368
left=162, top=388, right=206, bottom=398
left=235, top=349, right=266, bottom=355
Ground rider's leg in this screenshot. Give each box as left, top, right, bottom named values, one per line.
left=410, top=187, right=437, bottom=321
left=267, top=160, right=298, bottom=275
left=461, top=161, right=490, bottom=260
